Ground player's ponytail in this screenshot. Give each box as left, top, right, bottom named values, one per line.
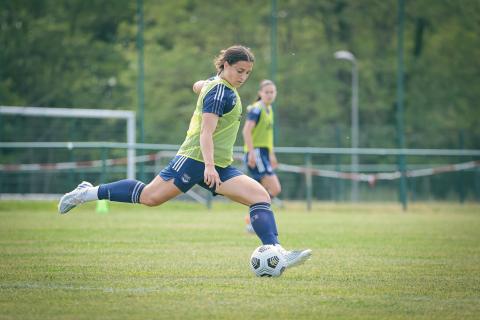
left=214, top=45, right=255, bottom=74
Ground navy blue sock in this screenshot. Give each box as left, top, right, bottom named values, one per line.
left=249, top=202, right=279, bottom=245
left=97, top=179, right=145, bottom=204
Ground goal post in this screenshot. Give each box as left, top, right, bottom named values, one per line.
left=0, top=106, right=136, bottom=179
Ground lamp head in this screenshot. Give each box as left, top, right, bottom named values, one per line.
left=334, top=50, right=355, bottom=61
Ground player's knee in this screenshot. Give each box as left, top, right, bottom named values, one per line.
left=256, top=187, right=271, bottom=204
left=270, top=185, right=281, bottom=198
left=140, top=191, right=163, bottom=207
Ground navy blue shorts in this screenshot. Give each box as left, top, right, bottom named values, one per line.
left=159, top=155, right=244, bottom=195
left=244, top=147, right=275, bottom=182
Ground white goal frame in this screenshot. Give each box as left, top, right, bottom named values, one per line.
left=0, top=106, right=136, bottom=179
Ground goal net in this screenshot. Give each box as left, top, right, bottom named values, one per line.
left=0, top=106, right=135, bottom=197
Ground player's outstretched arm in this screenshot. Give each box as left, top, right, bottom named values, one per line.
left=193, top=80, right=206, bottom=95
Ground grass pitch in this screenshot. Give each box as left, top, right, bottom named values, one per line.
left=0, top=201, right=479, bottom=319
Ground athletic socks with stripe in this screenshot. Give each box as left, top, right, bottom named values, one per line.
left=249, top=202, right=279, bottom=245
left=97, top=179, right=146, bottom=204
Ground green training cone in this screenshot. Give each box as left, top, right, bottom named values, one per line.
left=96, top=200, right=109, bottom=214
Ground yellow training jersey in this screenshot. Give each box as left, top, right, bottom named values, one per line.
left=243, top=101, right=274, bottom=152
left=177, top=77, right=242, bottom=168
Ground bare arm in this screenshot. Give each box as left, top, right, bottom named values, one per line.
left=242, top=120, right=257, bottom=168
left=200, top=113, right=221, bottom=190
left=269, top=149, right=278, bottom=169
left=193, top=80, right=206, bottom=95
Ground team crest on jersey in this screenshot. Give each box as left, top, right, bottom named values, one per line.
left=181, top=173, right=191, bottom=184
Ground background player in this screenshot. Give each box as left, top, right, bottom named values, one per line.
left=242, top=80, right=282, bottom=232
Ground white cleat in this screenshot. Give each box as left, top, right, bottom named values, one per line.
left=275, top=245, right=312, bottom=269
left=58, top=181, right=93, bottom=214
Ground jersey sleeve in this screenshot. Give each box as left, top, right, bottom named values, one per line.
left=246, top=106, right=261, bottom=123
left=202, top=84, right=233, bottom=117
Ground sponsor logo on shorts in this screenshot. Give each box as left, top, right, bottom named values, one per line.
left=181, top=173, right=191, bottom=184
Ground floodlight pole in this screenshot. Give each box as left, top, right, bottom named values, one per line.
left=396, top=0, right=408, bottom=211
left=334, top=50, right=359, bottom=202
left=270, top=0, right=277, bottom=83
left=270, top=0, right=278, bottom=145
left=137, top=0, right=145, bottom=181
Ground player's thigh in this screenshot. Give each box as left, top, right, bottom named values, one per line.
left=260, top=174, right=281, bottom=196
left=216, top=174, right=270, bottom=206
left=140, top=175, right=182, bottom=206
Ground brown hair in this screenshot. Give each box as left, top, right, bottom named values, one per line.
left=256, top=79, right=276, bottom=101
left=214, top=45, right=255, bottom=73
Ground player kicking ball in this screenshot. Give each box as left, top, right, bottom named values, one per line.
left=58, top=45, right=311, bottom=270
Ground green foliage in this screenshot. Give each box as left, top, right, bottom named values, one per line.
left=0, top=0, right=134, bottom=108
left=1, top=0, right=479, bottom=148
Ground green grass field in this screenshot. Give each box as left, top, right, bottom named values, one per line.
left=0, top=201, right=479, bottom=320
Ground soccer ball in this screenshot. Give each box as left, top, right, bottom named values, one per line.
left=250, top=245, right=286, bottom=277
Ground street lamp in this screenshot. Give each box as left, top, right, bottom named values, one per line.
left=334, top=50, right=359, bottom=202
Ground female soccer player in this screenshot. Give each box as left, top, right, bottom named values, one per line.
left=242, top=80, right=282, bottom=232
left=58, top=45, right=311, bottom=269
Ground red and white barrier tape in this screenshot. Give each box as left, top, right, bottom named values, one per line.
left=278, top=163, right=376, bottom=184
left=278, top=160, right=480, bottom=185
left=1, top=152, right=478, bottom=184
left=0, top=153, right=159, bottom=172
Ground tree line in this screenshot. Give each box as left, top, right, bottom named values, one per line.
left=2, top=0, right=479, bottom=150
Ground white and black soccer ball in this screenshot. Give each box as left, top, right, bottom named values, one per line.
left=250, top=245, right=287, bottom=277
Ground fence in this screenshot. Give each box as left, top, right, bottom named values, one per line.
left=1, top=141, right=479, bottom=209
